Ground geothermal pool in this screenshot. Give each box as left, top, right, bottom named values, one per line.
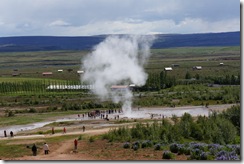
left=0, top=106, right=210, bottom=138
left=121, top=106, right=210, bottom=118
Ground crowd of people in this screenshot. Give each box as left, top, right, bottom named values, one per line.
left=85, top=109, right=123, bottom=121
left=3, top=109, right=123, bottom=157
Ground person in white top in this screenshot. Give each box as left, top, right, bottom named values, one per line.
left=43, top=143, right=49, bottom=155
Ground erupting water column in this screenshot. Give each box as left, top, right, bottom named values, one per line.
left=81, top=35, right=155, bottom=117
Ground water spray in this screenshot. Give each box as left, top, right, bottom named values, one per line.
left=81, top=35, right=155, bottom=117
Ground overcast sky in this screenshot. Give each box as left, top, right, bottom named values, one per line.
left=0, top=0, right=240, bottom=36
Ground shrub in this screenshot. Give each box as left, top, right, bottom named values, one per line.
left=132, top=144, right=139, bottom=151
left=178, top=146, right=186, bottom=155
left=154, top=144, right=162, bottom=151
left=183, top=147, right=191, bottom=155
left=141, top=140, right=153, bottom=148
left=169, top=143, right=181, bottom=153
left=133, top=141, right=140, bottom=147
left=162, top=151, right=174, bottom=159
left=200, top=152, right=209, bottom=160
left=189, top=142, right=208, bottom=151
left=208, top=144, right=224, bottom=156
left=190, top=148, right=203, bottom=160
left=5, top=110, right=15, bottom=117
left=234, top=145, right=240, bottom=155
left=141, top=141, right=147, bottom=148
left=28, top=108, right=37, bottom=113
left=132, top=141, right=140, bottom=151
left=123, top=142, right=130, bottom=149
left=215, top=150, right=240, bottom=160
left=37, top=131, right=43, bottom=134
left=89, top=136, right=95, bottom=142
left=78, top=135, right=82, bottom=140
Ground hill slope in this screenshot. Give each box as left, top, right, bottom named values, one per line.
left=0, top=31, right=240, bottom=52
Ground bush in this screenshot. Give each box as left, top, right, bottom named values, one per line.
left=183, top=147, right=191, bottom=155
left=5, top=110, right=15, bottom=117
left=89, top=136, right=95, bottom=142
left=132, top=144, right=139, bottom=151
left=234, top=145, right=240, bottom=155
left=178, top=146, right=186, bottom=155
left=169, top=143, right=181, bottom=153
left=141, top=140, right=153, bottom=148
left=37, top=131, right=43, bottom=134
left=132, top=141, right=140, bottom=151
left=123, top=142, right=130, bottom=149
left=154, top=144, right=162, bottom=151
left=200, top=152, right=209, bottom=160
left=190, top=148, right=202, bottom=160
left=78, top=135, right=82, bottom=140
left=28, top=108, right=37, bottom=113
left=215, top=150, right=240, bottom=160
left=162, top=151, right=174, bottom=159
left=189, top=142, right=208, bottom=151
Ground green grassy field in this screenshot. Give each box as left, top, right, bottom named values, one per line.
left=0, top=46, right=240, bottom=124
left=0, top=46, right=240, bottom=80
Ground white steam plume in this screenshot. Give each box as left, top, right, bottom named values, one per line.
left=81, top=35, right=155, bottom=116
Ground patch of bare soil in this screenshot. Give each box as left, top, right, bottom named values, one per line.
left=13, top=139, right=188, bottom=161
left=8, top=128, right=111, bottom=160
left=8, top=127, right=188, bottom=161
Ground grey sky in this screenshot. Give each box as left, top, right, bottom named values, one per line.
left=0, top=0, right=240, bottom=36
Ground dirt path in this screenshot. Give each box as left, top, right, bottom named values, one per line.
left=9, top=128, right=112, bottom=160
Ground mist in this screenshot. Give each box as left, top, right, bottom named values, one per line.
left=81, top=35, right=155, bottom=116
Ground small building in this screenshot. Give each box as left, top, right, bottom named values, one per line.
left=193, top=66, right=202, bottom=70
left=77, top=70, right=84, bottom=74
left=164, top=67, right=173, bottom=71
left=58, top=69, right=63, bottom=72
left=42, top=72, right=53, bottom=76
left=46, top=85, right=94, bottom=90
left=12, top=72, right=20, bottom=77
left=171, top=64, right=180, bottom=67
left=110, top=85, right=130, bottom=92
left=129, top=84, right=136, bottom=87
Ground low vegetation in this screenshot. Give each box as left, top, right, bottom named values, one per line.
left=101, top=105, right=240, bottom=160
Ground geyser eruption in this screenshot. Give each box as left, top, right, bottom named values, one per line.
left=81, top=35, right=155, bottom=117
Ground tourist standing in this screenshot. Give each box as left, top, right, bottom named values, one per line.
left=43, top=143, right=49, bottom=155
left=10, top=131, right=13, bottom=137
left=52, top=127, right=55, bottom=134
left=32, top=144, right=37, bottom=156
left=74, top=139, right=78, bottom=150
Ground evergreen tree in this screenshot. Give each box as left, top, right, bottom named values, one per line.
left=185, top=71, right=191, bottom=79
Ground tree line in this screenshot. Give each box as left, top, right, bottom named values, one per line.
left=103, top=105, right=240, bottom=145
left=135, top=71, right=240, bottom=92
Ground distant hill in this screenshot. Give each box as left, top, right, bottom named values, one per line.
left=0, top=31, right=240, bottom=52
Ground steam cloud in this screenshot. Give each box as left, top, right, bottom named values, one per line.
left=81, top=35, right=155, bottom=116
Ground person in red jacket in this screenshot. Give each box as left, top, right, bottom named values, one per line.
left=63, top=127, right=66, bottom=133
left=74, top=139, right=78, bottom=150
